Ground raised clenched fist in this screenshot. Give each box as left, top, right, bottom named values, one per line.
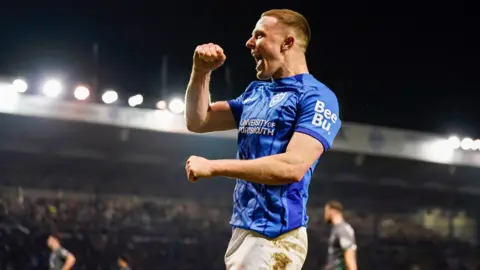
left=193, top=43, right=226, bottom=72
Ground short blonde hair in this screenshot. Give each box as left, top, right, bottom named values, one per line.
left=261, top=9, right=311, bottom=51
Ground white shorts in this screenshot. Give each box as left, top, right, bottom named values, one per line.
left=224, top=227, right=308, bottom=270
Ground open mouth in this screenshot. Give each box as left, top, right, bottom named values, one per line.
left=252, top=53, right=264, bottom=71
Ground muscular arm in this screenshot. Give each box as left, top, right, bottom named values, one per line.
left=184, top=68, right=237, bottom=133
left=209, top=132, right=324, bottom=185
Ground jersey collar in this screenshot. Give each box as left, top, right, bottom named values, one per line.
left=272, top=73, right=316, bottom=87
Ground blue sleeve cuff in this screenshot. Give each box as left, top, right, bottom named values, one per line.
left=227, top=100, right=241, bottom=127
left=295, top=127, right=331, bottom=151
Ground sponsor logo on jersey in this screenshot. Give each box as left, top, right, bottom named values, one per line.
left=239, top=119, right=276, bottom=136
left=311, top=100, right=338, bottom=134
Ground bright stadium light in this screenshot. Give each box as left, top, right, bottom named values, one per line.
left=102, top=90, right=118, bottom=104
left=128, top=94, right=143, bottom=107
left=473, top=139, right=480, bottom=151
left=74, top=86, right=90, bottom=101
left=461, top=137, right=474, bottom=150
left=12, top=79, right=28, bottom=93
left=0, top=82, right=18, bottom=98
left=430, top=139, right=455, bottom=163
left=156, top=100, right=167, bottom=110
left=42, top=79, right=62, bottom=98
left=168, top=98, right=185, bottom=114
left=447, top=136, right=461, bottom=150
left=0, top=83, right=19, bottom=105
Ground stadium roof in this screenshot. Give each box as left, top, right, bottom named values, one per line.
left=1, top=91, right=479, bottom=167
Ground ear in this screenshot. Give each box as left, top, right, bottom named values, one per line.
left=281, top=36, right=295, bottom=52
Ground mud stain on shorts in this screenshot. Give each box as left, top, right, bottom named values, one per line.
left=271, top=252, right=291, bottom=270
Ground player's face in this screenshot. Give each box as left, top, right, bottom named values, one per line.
left=246, top=16, right=288, bottom=80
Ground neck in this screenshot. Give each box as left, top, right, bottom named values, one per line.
left=331, top=215, right=344, bottom=225
left=273, top=52, right=309, bottom=79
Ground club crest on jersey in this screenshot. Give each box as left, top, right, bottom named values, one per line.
left=269, top=92, right=287, bottom=108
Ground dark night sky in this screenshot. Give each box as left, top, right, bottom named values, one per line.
left=0, top=0, right=477, bottom=136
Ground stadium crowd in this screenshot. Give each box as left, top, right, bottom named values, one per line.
left=0, top=185, right=479, bottom=270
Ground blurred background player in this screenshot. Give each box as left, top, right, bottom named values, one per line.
left=118, top=255, right=131, bottom=270
left=324, top=200, right=357, bottom=270
left=184, top=8, right=341, bottom=270
left=47, top=233, right=76, bottom=270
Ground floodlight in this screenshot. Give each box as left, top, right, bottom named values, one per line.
left=168, top=98, right=185, bottom=114
left=74, top=86, right=90, bottom=101
left=12, top=79, right=28, bottom=93
left=128, top=94, right=143, bottom=107
left=102, top=90, right=118, bottom=104
left=42, top=79, right=62, bottom=98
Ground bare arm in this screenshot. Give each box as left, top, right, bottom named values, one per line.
left=185, top=43, right=237, bottom=133
left=61, top=253, right=76, bottom=270
left=344, top=248, right=357, bottom=270
left=209, top=132, right=324, bottom=185
left=185, top=68, right=237, bottom=133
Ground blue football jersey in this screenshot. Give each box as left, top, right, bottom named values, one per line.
left=227, top=73, right=342, bottom=238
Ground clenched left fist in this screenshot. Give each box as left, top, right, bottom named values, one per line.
left=185, top=155, right=214, bottom=183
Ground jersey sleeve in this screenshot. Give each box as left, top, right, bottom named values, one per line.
left=294, top=89, right=342, bottom=151
left=337, top=225, right=357, bottom=250
left=58, top=247, right=70, bottom=258
left=227, top=94, right=243, bottom=128
left=226, top=81, right=259, bottom=128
